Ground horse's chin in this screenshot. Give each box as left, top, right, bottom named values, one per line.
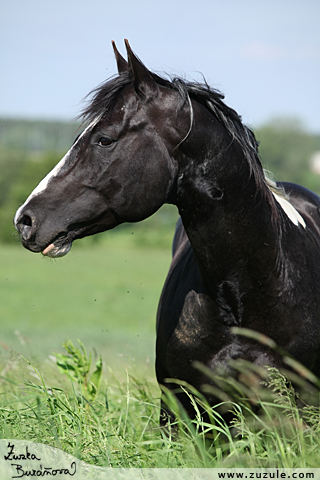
left=41, top=242, right=72, bottom=258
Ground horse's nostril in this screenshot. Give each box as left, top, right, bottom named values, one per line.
left=16, top=213, right=34, bottom=241
left=21, top=215, right=32, bottom=227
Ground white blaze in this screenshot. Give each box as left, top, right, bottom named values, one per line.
left=13, top=150, right=71, bottom=226
left=14, top=119, right=99, bottom=226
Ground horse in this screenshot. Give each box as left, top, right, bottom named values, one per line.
left=14, top=40, right=320, bottom=424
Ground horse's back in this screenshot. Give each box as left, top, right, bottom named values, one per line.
left=281, top=182, right=320, bottom=238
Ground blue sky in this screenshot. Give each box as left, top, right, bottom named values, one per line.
left=1, top=0, right=319, bottom=132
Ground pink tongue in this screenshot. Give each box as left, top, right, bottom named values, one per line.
left=42, top=244, right=55, bottom=256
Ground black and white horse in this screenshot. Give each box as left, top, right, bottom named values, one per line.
left=14, top=41, right=320, bottom=422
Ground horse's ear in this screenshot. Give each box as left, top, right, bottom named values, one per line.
left=112, top=41, right=129, bottom=74
left=124, top=39, right=158, bottom=100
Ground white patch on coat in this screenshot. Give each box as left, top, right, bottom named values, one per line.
left=264, top=173, right=306, bottom=229
left=272, top=191, right=306, bottom=228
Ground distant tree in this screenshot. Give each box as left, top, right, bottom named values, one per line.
left=0, top=151, right=62, bottom=243
left=256, top=117, right=320, bottom=194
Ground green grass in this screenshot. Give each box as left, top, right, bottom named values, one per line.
left=0, top=232, right=172, bottom=371
left=1, top=236, right=320, bottom=468
left=1, top=345, right=320, bottom=468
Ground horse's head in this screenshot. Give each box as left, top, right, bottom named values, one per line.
left=14, top=41, right=187, bottom=257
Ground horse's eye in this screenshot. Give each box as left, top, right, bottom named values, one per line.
left=98, top=137, right=114, bottom=147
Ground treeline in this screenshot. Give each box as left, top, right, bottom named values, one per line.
left=1, top=117, right=320, bottom=245
left=257, top=118, right=320, bottom=193
left=0, top=118, right=81, bottom=153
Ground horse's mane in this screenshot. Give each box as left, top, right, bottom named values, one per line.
left=155, top=74, right=267, bottom=190
left=79, top=70, right=283, bottom=210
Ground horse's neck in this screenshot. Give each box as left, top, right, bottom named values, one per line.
left=175, top=113, right=279, bottom=299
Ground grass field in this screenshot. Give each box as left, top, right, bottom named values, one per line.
left=2, top=232, right=320, bottom=468
left=0, top=230, right=172, bottom=373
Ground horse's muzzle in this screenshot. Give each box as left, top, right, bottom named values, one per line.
left=14, top=209, right=73, bottom=257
